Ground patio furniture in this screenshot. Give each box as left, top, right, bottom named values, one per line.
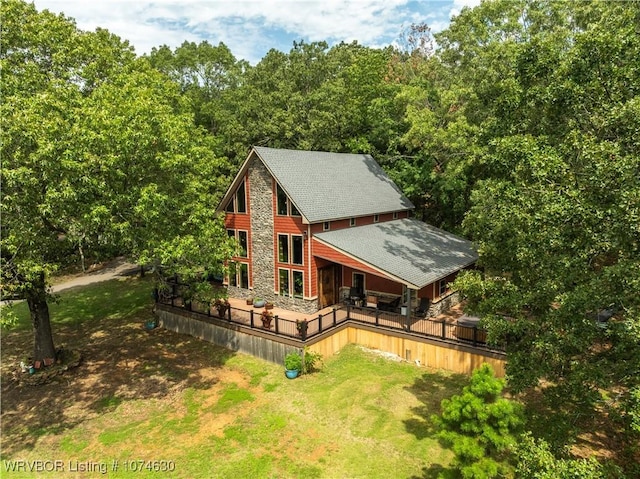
left=454, top=315, right=487, bottom=343
left=414, top=297, right=430, bottom=317
left=378, top=296, right=401, bottom=312
left=349, top=287, right=364, bottom=306
left=366, top=295, right=378, bottom=308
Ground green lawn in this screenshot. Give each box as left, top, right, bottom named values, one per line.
left=1, top=278, right=467, bottom=479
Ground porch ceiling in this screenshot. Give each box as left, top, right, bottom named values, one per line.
left=313, top=218, right=478, bottom=289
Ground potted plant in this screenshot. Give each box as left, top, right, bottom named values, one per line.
left=265, top=301, right=274, bottom=310
left=261, top=309, right=274, bottom=329
left=284, top=351, right=302, bottom=379
left=246, top=297, right=254, bottom=306
left=296, top=319, right=308, bottom=340
left=213, top=298, right=230, bottom=318
left=253, top=297, right=266, bottom=308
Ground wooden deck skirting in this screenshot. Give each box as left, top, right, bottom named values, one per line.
left=155, top=302, right=506, bottom=376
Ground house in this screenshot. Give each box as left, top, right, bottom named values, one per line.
left=218, top=146, right=478, bottom=317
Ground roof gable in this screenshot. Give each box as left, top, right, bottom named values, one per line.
left=253, top=147, right=414, bottom=223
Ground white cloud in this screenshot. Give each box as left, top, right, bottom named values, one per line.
left=33, top=0, right=460, bottom=63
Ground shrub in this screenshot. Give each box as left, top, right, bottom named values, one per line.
left=432, top=363, right=524, bottom=478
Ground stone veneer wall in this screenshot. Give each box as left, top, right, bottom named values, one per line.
left=248, top=156, right=275, bottom=301
left=428, top=291, right=460, bottom=317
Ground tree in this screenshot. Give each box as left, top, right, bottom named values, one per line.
left=432, top=364, right=524, bottom=478
left=1, top=0, right=235, bottom=361
left=440, top=1, right=640, bottom=470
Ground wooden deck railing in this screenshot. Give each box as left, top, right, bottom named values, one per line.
left=156, top=294, right=503, bottom=353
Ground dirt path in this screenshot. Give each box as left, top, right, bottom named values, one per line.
left=50, top=257, right=140, bottom=293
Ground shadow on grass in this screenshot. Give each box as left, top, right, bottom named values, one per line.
left=1, top=287, right=237, bottom=457
left=403, top=371, right=468, bottom=440
left=403, top=371, right=468, bottom=478
left=410, top=464, right=459, bottom=479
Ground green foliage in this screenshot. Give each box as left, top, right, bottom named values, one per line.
left=433, top=364, right=524, bottom=478
left=302, top=347, right=323, bottom=374
left=284, top=351, right=303, bottom=371
left=1, top=0, right=236, bottom=358
left=514, top=433, right=623, bottom=479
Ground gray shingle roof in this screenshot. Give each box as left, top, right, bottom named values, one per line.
left=313, top=218, right=478, bottom=289
left=253, top=147, right=414, bottom=223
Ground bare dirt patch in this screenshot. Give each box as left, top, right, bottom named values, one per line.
left=0, top=309, right=254, bottom=457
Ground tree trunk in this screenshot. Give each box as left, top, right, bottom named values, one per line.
left=26, top=273, right=56, bottom=361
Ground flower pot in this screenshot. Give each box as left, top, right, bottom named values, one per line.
left=265, top=303, right=274, bottom=310
left=253, top=299, right=266, bottom=308
left=246, top=298, right=254, bottom=305
left=285, top=369, right=299, bottom=379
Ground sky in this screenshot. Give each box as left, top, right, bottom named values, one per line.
left=32, top=0, right=480, bottom=64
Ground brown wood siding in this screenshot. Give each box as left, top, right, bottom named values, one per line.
left=343, top=266, right=403, bottom=295
left=309, top=210, right=410, bottom=234
left=312, top=239, right=382, bottom=277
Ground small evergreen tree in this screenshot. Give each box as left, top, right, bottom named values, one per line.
left=432, top=364, right=523, bottom=478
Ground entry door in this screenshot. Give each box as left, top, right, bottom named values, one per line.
left=319, top=266, right=336, bottom=308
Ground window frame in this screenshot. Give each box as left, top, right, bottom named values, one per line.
left=373, top=214, right=379, bottom=223
left=323, top=221, right=330, bottom=231
left=349, top=217, right=356, bottom=227
left=292, top=270, right=304, bottom=298
left=439, top=279, right=447, bottom=296
left=278, top=268, right=290, bottom=296
left=237, top=230, right=248, bottom=258
left=291, top=235, right=303, bottom=265
left=278, top=234, right=289, bottom=263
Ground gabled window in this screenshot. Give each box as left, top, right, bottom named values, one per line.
left=226, top=178, right=247, bottom=213
left=276, top=183, right=301, bottom=216
left=236, top=181, right=246, bottom=213
left=277, top=184, right=288, bottom=215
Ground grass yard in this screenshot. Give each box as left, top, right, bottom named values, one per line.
left=1, top=277, right=468, bottom=478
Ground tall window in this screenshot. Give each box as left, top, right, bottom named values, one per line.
left=238, top=231, right=248, bottom=257
left=393, top=211, right=398, bottom=219
left=293, top=271, right=304, bottom=298
left=278, top=234, right=289, bottom=263
left=292, top=236, right=303, bottom=265
left=323, top=221, right=330, bottom=231
left=374, top=214, right=379, bottom=223
left=239, top=263, right=249, bottom=288
left=225, top=179, right=247, bottom=213
left=228, top=262, right=249, bottom=288
left=279, top=269, right=290, bottom=296
left=350, top=217, right=356, bottom=227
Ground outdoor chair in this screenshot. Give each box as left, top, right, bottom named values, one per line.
left=414, top=297, right=430, bottom=317
left=348, top=287, right=364, bottom=306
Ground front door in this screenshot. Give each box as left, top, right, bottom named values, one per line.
left=319, top=266, right=337, bottom=308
